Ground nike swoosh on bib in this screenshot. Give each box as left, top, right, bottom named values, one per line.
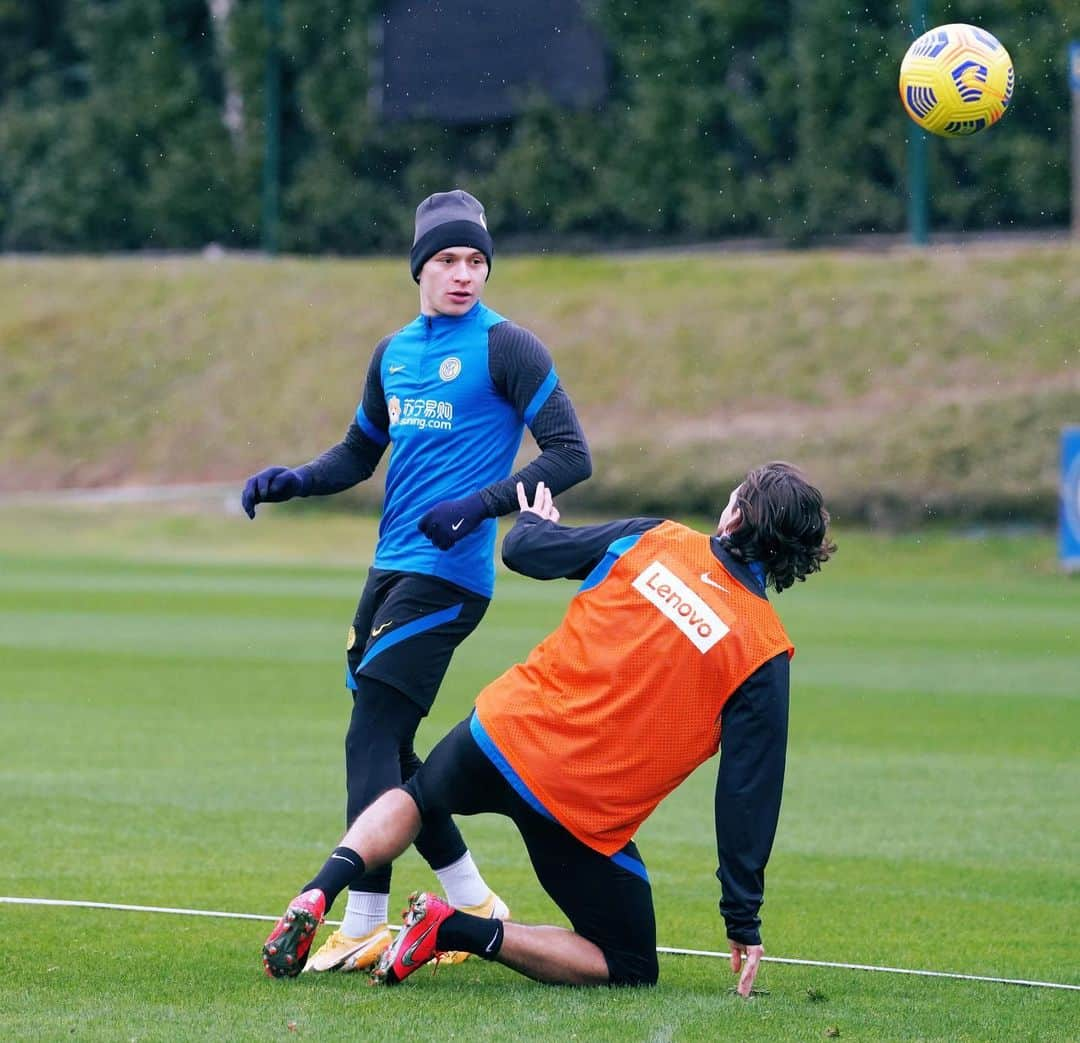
left=700, top=572, right=729, bottom=593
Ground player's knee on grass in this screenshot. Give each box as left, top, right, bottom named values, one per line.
left=603, top=943, right=659, bottom=987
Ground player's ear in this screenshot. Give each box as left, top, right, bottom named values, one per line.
left=718, top=506, right=742, bottom=537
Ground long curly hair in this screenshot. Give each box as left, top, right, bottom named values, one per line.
left=721, top=462, right=836, bottom=592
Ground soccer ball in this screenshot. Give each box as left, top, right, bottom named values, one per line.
left=898, top=23, right=1014, bottom=137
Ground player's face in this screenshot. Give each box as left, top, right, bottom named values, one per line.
left=418, top=247, right=489, bottom=317
left=717, top=484, right=743, bottom=536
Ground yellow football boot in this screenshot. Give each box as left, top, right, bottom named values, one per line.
left=302, top=924, right=393, bottom=973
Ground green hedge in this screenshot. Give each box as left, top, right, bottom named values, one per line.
left=0, top=0, right=1074, bottom=252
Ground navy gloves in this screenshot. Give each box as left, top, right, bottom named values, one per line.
left=417, top=492, right=490, bottom=550
left=243, top=469, right=489, bottom=548
left=241, top=466, right=309, bottom=519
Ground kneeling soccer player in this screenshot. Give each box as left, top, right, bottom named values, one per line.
left=263, top=462, right=834, bottom=994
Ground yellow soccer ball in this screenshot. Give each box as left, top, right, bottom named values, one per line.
left=899, top=23, right=1014, bottom=137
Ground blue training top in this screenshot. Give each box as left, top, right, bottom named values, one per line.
left=336, top=300, right=589, bottom=597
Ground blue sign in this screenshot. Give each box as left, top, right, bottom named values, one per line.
left=1071, top=41, right=1080, bottom=92
left=1061, top=427, right=1080, bottom=569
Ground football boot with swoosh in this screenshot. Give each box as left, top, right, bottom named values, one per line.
left=371, top=891, right=455, bottom=985
left=302, top=924, right=393, bottom=973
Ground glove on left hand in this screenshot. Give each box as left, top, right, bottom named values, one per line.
left=417, top=492, right=490, bottom=550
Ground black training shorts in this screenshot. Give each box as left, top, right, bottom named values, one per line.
left=346, top=568, right=489, bottom=713
left=405, top=714, right=660, bottom=986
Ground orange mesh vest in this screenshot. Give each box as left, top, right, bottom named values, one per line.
left=475, top=521, right=794, bottom=855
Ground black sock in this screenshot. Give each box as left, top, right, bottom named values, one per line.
left=436, top=911, right=504, bottom=960
left=302, top=847, right=367, bottom=910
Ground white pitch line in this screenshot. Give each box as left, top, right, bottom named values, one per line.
left=0, top=896, right=325, bottom=925
left=3, top=896, right=1078, bottom=992
left=657, top=945, right=1080, bottom=991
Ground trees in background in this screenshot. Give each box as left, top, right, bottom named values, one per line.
left=0, top=0, right=1072, bottom=252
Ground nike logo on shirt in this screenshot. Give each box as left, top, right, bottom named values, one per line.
left=700, top=572, right=729, bottom=593
left=389, top=364, right=406, bottom=374
left=451, top=518, right=465, bottom=531
left=371, top=620, right=393, bottom=636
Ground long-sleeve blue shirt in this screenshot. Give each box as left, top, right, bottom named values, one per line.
left=300, top=301, right=591, bottom=597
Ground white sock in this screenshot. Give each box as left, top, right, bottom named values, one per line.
left=339, top=890, right=389, bottom=938
left=434, top=851, right=491, bottom=908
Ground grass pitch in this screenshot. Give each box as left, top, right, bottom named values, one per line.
left=0, top=504, right=1077, bottom=1041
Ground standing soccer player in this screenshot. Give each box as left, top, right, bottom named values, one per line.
left=243, top=190, right=592, bottom=975
left=263, top=463, right=834, bottom=993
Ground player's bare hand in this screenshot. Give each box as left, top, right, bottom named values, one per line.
left=729, top=939, right=764, bottom=998
left=516, top=481, right=560, bottom=523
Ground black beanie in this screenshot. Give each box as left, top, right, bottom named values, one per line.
left=409, top=189, right=494, bottom=282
